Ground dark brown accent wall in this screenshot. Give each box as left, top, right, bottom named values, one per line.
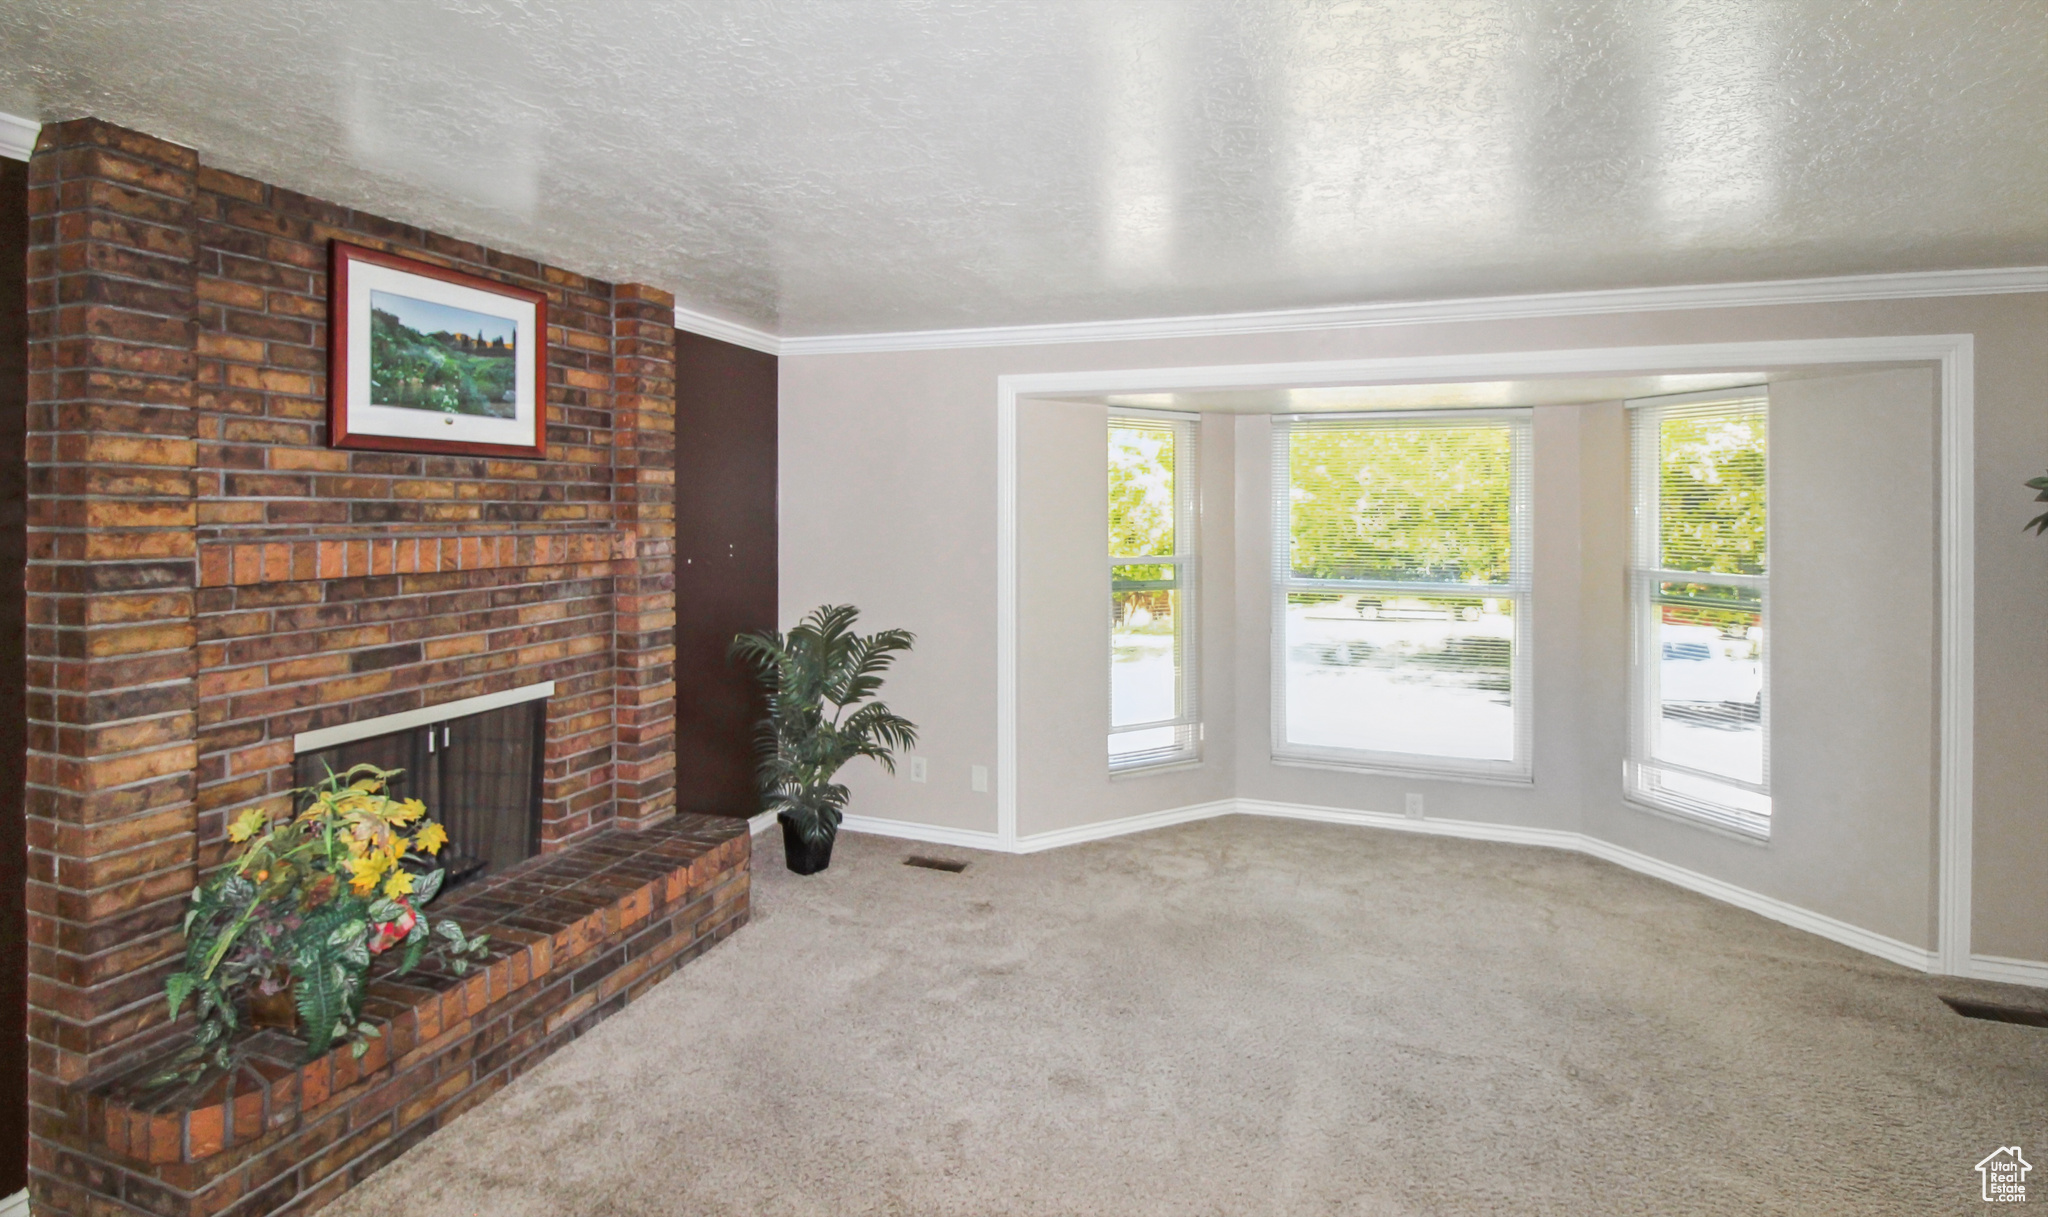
left=1, top=153, right=31, bottom=1199
left=672, top=330, right=776, bottom=817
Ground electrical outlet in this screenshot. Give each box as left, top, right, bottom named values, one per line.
left=970, top=764, right=989, bottom=793
left=908, top=756, right=928, bottom=783
left=1404, top=792, right=1425, bottom=820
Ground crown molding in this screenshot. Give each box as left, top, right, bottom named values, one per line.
left=671, top=302, right=780, bottom=355
left=0, top=110, right=39, bottom=162
left=775, top=265, right=2048, bottom=356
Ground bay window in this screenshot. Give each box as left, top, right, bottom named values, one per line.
left=1271, top=410, right=1532, bottom=781
left=1625, top=390, right=1770, bottom=836
left=1109, top=413, right=1199, bottom=770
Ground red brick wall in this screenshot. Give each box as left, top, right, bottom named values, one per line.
left=23, top=117, right=680, bottom=1179
left=186, top=169, right=641, bottom=854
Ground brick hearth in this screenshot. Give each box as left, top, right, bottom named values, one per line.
left=62, top=817, right=748, bottom=1216
left=23, top=117, right=751, bottom=1215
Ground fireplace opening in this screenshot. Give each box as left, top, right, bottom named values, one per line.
left=294, top=697, right=545, bottom=890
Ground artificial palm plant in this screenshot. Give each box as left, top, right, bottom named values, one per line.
left=731, top=604, right=918, bottom=872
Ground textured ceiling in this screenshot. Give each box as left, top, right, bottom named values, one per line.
left=3, top=1, right=2046, bottom=337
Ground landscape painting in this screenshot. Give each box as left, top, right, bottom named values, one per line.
left=330, top=241, right=548, bottom=460
left=369, top=290, right=519, bottom=418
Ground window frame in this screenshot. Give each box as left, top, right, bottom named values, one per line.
left=1270, top=407, right=1534, bottom=784
left=1623, top=388, right=1772, bottom=838
left=1107, top=410, right=1201, bottom=772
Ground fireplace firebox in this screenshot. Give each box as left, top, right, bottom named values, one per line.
left=293, top=693, right=546, bottom=889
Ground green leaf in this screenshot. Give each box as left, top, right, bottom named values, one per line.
left=292, top=950, right=349, bottom=1060
left=165, top=973, right=195, bottom=1019
left=410, top=868, right=444, bottom=905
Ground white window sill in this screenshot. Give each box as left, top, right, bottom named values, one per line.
left=1269, top=753, right=1534, bottom=789
left=1109, top=756, right=1205, bottom=781
left=1623, top=794, right=1772, bottom=844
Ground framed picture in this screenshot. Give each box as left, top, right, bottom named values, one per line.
left=328, top=242, right=548, bottom=459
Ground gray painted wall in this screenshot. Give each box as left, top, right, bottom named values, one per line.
left=1012, top=370, right=1937, bottom=947
left=1572, top=371, right=1939, bottom=948
left=780, top=293, right=2048, bottom=962
left=1017, top=403, right=1236, bottom=834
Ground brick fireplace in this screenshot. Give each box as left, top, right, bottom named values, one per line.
left=23, top=118, right=753, bottom=1214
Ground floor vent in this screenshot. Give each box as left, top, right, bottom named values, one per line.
left=904, top=855, right=969, bottom=874
left=1941, top=996, right=2048, bottom=1028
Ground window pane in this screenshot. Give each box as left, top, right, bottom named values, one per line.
left=1110, top=422, right=1176, bottom=557
left=1288, top=422, right=1513, bottom=583
left=1649, top=588, right=1763, bottom=786
left=1110, top=725, right=1181, bottom=760
left=1109, top=414, right=1198, bottom=771
left=1658, top=409, right=1766, bottom=574
left=1282, top=590, right=1515, bottom=761
left=1628, top=394, right=1769, bottom=833
left=1112, top=576, right=1179, bottom=729
left=1638, top=766, right=1771, bottom=822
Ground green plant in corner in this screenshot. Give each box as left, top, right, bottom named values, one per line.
left=730, top=605, right=918, bottom=873
left=153, top=764, right=491, bottom=1084
left=2025, top=470, right=2048, bottom=535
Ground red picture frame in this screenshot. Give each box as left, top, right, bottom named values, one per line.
left=328, top=241, right=548, bottom=460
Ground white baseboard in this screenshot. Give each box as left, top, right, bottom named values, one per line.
left=1576, top=836, right=1941, bottom=973
left=1236, top=798, right=1943, bottom=974
left=1969, top=953, right=2048, bottom=989
left=748, top=810, right=777, bottom=836
left=835, top=796, right=2013, bottom=982
left=1012, top=798, right=1237, bottom=854
left=838, top=813, right=1005, bottom=851
left=1235, top=797, right=1578, bottom=850
left=0, top=1187, right=27, bottom=1217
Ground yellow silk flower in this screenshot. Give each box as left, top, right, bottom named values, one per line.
left=414, top=822, right=448, bottom=856
left=346, top=853, right=387, bottom=895
left=226, top=807, right=269, bottom=844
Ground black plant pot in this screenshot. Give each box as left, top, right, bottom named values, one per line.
left=778, top=814, right=836, bottom=875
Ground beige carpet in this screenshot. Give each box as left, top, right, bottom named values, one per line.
left=326, top=816, right=2047, bottom=1216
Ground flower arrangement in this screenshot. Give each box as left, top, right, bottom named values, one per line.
left=157, top=763, right=491, bottom=1081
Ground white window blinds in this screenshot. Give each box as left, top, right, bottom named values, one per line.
left=1626, top=390, right=1770, bottom=836
left=1109, top=413, right=1199, bottom=770
left=1271, top=409, right=1532, bottom=781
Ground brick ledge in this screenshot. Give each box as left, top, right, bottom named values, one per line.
left=70, top=814, right=747, bottom=1169
left=196, top=529, right=638, bottom=587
